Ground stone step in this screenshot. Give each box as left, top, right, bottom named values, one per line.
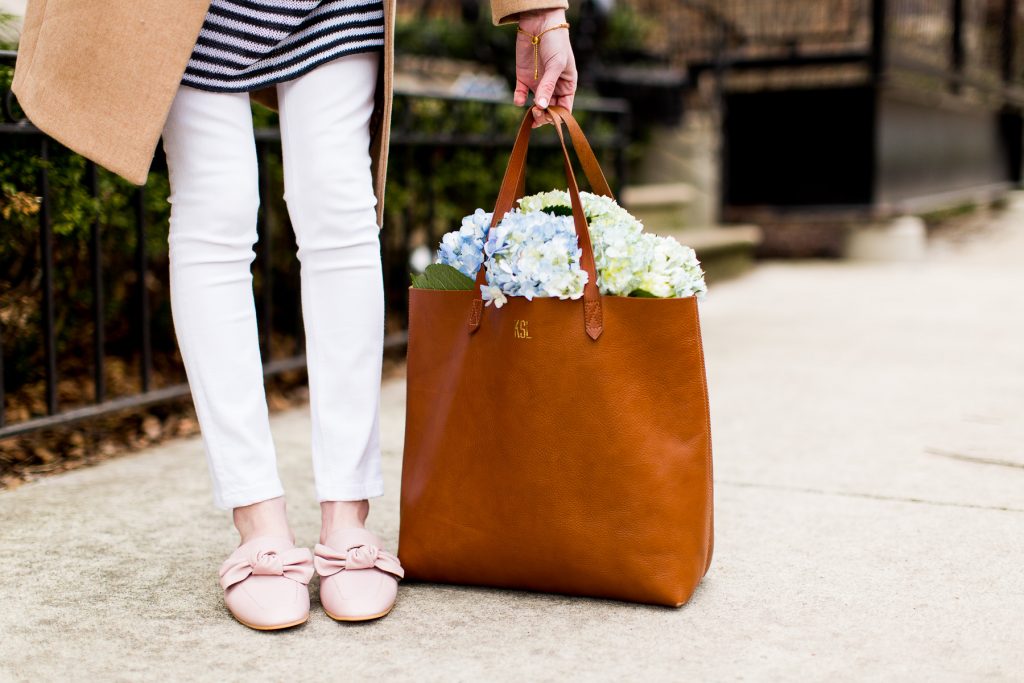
left=658, top=225, right=763, bottom=282
left=844, top=216, right=927, bottom=262
left=621, top=183, right=698, bottom=232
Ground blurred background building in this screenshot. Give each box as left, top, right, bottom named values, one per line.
left=396, top=0, right=1024, bottom=255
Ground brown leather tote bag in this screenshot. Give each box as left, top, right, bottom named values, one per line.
left=398, top=106, right=714, bottom=606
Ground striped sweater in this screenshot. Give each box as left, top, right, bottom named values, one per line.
left=181, top=0, right=385, bottom=93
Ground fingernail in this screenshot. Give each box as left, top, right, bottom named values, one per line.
left=537, top=98, right=548, bottom=108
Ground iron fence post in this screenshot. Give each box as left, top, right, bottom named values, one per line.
left=951, top=0, right=964, bottom=93
left=87, top=161, right=106, bottom=404
left=1005, top=0, right=1019, bottom=84
left=39, top=137, right=58, bottom=416
left=134, top=186, right=152, bottom=393
left=870, top=0, right=888, bottom=83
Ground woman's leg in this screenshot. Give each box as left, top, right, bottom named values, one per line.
left=161, top=84, right=292, bottom=542
left=275, top=51, right=385, bottom=540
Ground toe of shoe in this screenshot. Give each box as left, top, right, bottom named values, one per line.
left=320, top=570, right=398, bottom=620
left=225, top=576, right=310, bottom=629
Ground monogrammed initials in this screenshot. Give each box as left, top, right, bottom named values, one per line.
left=513, top=319, right=532, bottom=339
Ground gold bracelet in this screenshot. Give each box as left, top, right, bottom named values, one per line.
left=517, top=22, right=570, bottom=81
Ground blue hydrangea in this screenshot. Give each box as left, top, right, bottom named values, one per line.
left=480, top=210, right=589, bottom=306
left=436, top=208, right=492, bottom=279
left=434, top=190, right=707, bottom=305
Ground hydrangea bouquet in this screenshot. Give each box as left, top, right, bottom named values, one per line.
left=411, top=189, right=707, bottom=307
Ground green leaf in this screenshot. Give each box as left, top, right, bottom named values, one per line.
left=542, top=204, right=574, bottom=217
left=411, top=263, right=476, bottom=291
left=537, top=204, right=602, bottom=221
left=629, top=289, right=659, bottom=298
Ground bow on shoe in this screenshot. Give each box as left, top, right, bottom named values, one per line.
left=219, top=547, right=315, bottom=590
left=313, top=542, right=405, bottom=580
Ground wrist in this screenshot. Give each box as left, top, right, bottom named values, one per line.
left=517, top=8, right=567, bottom=34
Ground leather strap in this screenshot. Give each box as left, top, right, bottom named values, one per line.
left=468, top=107, right=605, bottom=340
left=542, top=104, right=614, bottom=199
left=549, top=107, right=604, bottom=340
left=489, top=111, right=535, bottom=236
left=505, top=105, right=614, bottom=208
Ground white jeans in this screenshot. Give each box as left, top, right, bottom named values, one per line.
left=160, top=52, right=385, bottom=510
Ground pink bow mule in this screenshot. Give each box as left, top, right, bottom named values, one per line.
left=218, top=536, right=314, bottom=630
left=314, top=528, right=404, bottom=622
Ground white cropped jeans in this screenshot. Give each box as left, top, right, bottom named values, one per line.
left=160, top=52, right=385, bottom=510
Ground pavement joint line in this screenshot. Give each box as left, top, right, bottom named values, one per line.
left=717, top=479, right=1024, bottom=514
left=924, top=448, right=1024, bottom=471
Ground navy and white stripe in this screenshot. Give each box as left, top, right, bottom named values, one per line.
left=181, top=0, right=385, bottom=93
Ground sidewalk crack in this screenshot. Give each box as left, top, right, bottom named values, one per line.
left=717, top=480, right=1024, bottom=513
left=925, top=448, right=1024, bottom=471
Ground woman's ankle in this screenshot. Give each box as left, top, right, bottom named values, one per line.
left=233, top=496, right=294, bottom=545
left=320, top=499, right=370, bottom=543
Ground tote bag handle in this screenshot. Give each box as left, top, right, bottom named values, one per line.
left=467, top=106, right=609, bottom=340
left=500, top=105, right=616, bottom=211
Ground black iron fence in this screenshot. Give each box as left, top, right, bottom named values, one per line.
left=643, top=0, right=1021, bottom=90
left=0, top=50, right=629, bottom=439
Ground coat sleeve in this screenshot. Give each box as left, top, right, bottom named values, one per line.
left=491, top=0, right=569, bottom=25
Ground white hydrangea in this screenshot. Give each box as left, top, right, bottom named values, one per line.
left=517, top=190, right=573, bottom=214
left=636, top=234, right=708, bottom=299
left=519, top=189, right=652, bottom=296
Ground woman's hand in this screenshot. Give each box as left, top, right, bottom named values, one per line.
left=513, top=8, right=578, bottom=127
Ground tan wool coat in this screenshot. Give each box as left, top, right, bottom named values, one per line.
left=11, top=0, right=567, bottom=227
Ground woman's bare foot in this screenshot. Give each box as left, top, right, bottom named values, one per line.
left=232, top=496, right=294, bottom=545
left=320, top=499, right=369, bottom=544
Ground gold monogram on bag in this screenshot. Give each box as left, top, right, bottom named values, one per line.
left=513, top=319, right=532, bottom=339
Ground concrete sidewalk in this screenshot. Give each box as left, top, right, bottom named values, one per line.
left=2, top=209, right=1023, bottom=682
